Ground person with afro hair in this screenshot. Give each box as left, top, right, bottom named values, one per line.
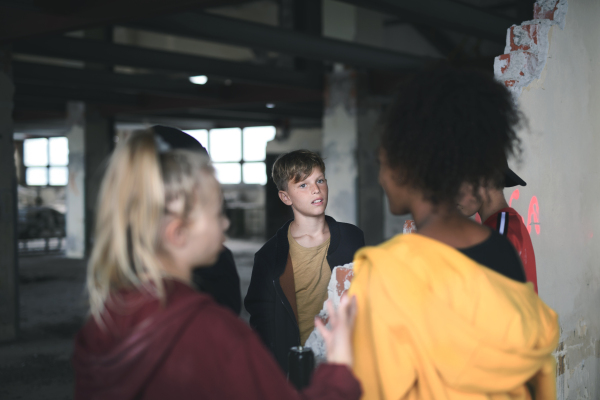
left=347, top=66, right=559, bottom=400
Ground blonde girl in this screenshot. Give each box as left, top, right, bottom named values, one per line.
left=72, top=128, right=360, bottom=400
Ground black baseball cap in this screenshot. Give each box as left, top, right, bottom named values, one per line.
left=151, top=125, right=208, bottom=155
left=505, top=168, right=526, bottom=187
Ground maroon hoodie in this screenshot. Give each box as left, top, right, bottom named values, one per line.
left=73, top=280, right=361, bottom=400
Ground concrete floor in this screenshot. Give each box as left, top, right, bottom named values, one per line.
left=0, top=238, right=263, bottom=400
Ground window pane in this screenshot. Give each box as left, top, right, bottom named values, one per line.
left=49, top=166, right=68, bottom=186
left=243, top=162, right=267, bottom=185
left=24, top=138, right=48, bottom=166
left=210, top=128, right=241, bottom=162
left=26, top=167, right=48, bottom=186
left=184, top=129, right=209, bottom=150
left=214, top=163, right=241, bottom=184
left=243, top=126, right=276, bottom=162
left=49, top=137, right=69, bottom=166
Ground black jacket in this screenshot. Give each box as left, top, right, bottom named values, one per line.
left=244, top=216, right=365, bottom=373
left=193, top=247, right=242, bottom=315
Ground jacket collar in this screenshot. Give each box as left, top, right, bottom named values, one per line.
left=274, top=215, right=340, bottom=278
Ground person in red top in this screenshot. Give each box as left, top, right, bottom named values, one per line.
left=457, top=168, right=538, bottom=293
left=73, top=128, right=361, bottom=400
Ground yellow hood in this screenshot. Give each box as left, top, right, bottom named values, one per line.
left=348, top=234, right=559, bottom=400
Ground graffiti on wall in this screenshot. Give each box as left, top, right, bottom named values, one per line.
left=509, top=189, right=540, bottom=235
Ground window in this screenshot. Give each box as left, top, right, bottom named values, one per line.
left=23, top=137, right=69, bottom=186
left=185, top=126, right=275, bottom=185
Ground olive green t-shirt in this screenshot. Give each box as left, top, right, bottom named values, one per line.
left=288, top=226, right=332, bottom=345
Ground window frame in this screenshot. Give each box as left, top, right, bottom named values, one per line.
left=200, top=127, right=273, bottom=185
left=23, top=136, right=69, bottom=187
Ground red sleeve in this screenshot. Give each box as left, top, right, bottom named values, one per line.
left=146, top=302, right=361, bottom=400
left=506, top=215, right=538, bottom=293
left=485, top=210, right=538, bottom=293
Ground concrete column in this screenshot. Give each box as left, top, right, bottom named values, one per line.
left=65, top=102, right=86, bottom=259
left=323, top=70, right=383, bottom=244
left=323, top=69, right=358, bottom=226
left=322, top=0, right=384, bottom=244
left=65, top=102, right=114, bottom=258
left=0, top=45, right=18, bottom=341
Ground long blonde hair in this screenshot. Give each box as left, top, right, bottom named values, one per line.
left=87, top=129, right=214, bottom=322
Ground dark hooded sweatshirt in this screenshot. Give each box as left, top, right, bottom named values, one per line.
left=73, top=280, right=361, bottom=400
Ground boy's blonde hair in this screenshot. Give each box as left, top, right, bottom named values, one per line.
left=272, top=150, right=325, bottom=191
left=87, top=128, right=214, bottom=322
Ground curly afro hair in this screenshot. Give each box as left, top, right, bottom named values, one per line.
left=380, top=65, right=523, bottom=205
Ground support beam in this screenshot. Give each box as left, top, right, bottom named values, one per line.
left=12, top=61, right=321, bottom=112
left=0, top=0, right=228, bottom=43
left=13, top=61, right=223, bottom=100
left=13, top=36, right=321, bottom=89
left=126, top=11, right=429, bottom=70
left=65, top=102, right=114, bottom=258
left=123, top=109, right=320, bottom=127
left=65, top=102, right=85, bottom=258
left=322, top=69, right=383, bottom=245
left=16, top=83, right=141, bottom=106
left=337, top=0, right=518, bottom=43
left=321, top=6, right=385, bottom=244
left=0, top=44, right=18, bottom=341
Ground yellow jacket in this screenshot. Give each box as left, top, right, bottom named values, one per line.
left=349, top=234, right=559, bottom=400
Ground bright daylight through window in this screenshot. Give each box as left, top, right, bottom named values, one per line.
left=23, top=137, right=69, bottom=186
left=186, top=126, right=276, bottom=185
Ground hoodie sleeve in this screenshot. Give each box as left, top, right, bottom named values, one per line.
left=142, top=299, right=361, bottom=400
left=348, top=255, right=417, bottom=400
left=220, top=325, right=362, bottom=400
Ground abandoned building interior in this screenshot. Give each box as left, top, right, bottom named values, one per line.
left=0, top=0, right=598, bottom=398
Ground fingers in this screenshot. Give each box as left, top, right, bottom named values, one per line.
left=325, top=299, right=337, bottom=327
left=315, top=316, right=331, bottom=343
left=336, top=294, right=358, bottom=329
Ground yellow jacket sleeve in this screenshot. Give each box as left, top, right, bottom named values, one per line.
left=349, top=257, right=417, bottom=400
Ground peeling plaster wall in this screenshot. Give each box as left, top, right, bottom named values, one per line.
left=502, top=1, right=600, bottom=398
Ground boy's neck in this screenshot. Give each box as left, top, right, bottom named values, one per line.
left=290, top=211, right=327, bottom=235
left=478, top=188, right=509, bottom=223
left=289, top=210, right=330, bottom=247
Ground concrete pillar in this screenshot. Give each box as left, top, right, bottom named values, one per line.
left=0, top=45, right=18, bottom=341
left=322, top=0, right=384, bottom=244
left=65, top=102, right=114, bottom=258
left=65, top=102, right=86, bottom=259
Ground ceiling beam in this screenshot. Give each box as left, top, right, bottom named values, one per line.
left=16, top=83, right=141, bottom=105
left=13, top=36, right=322, bottom=89
left=117, top=109, right=320, bottom=127
left=11, top=60, right=322, bottom=109
left=12, top=61, right=224, bottom=100
left=337, top=0, right=518, bottom=43
left=126, top=11, right=430, bottom=70
left=0, top=0, right=227, bottom=43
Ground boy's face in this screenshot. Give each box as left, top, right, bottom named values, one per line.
left=278, top=167, right=328, bottom=217
left=456, top=182, right=484, bottom=217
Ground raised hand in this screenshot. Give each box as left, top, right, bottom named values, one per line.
left=314, top=294, right=357, bottom=367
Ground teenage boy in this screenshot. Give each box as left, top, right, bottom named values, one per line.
left=457, top=168, right=538, bottom=292
left=244, top=150, right=365, bottom=373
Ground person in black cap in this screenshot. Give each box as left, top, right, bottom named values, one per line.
left=152, top=125, right=243, bottom=313
left=457, top=167, right=538, bottom=293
